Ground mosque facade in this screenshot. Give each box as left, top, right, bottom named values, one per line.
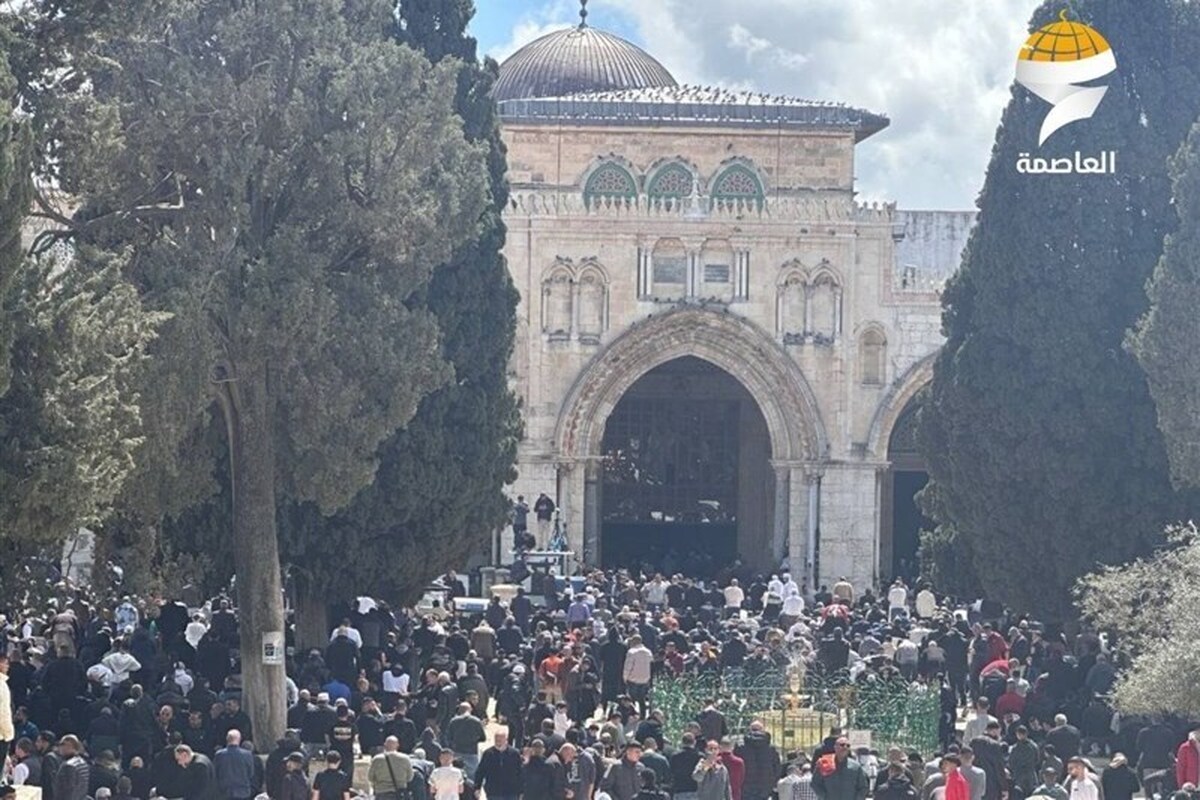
left=494, top=13, right=973, bottom=591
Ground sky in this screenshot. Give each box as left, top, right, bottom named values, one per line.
left=469, top=0, right=1047, bottom=210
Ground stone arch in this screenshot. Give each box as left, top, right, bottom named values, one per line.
left=541, top=261, right=575, bottom=338
left=581, top=155, right=640, bottom=202
left=866, top=351, right=937, bottom=459
left=576, top=260, right=609, bottom=343
left=807, top=268, right=840, bottom=340
left=857, top=323, right=888, bottom=386
left=646, top=158, right=698, bottom=199
left=776, top=263, right=808, bottom=336
left=555, top=306, right=827, bottom=464
left=709, top=157, right=767, bottom=209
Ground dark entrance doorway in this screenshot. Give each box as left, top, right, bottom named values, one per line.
left=883, top=402, right=932, bottom=582
left=598, top=357, right=773, bottom=576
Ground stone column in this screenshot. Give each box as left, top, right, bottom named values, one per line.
left=557, top=460, right=585, bottom=558
left=771, top=464, right=790, bottom=565
left=818, top=463, right=882, bottom=594
left=583, top=459, right=603, bottom=567
left=787, top=466, right=815, bottom=592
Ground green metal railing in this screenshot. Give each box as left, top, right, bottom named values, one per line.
left=651, top=666, right=939, bottom=756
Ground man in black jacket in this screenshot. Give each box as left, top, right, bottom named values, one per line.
left=52, top=736, right=90, bottom=800
left=670, top=733, right=702, bottom=799
left=476, top=731, right=523, bottom=800
left=385, top=701, right=418, bottom=754
left=969, top=722, right=1008, bottom=800
left=523, top=740, right=565, bottom=800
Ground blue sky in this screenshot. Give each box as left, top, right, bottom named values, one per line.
left=467, top=1, right=1047, bottom=209
left=472, top=2, right=641, bottom=59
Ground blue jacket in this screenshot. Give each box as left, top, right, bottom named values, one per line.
left=214, top=745, right=257, bottom=799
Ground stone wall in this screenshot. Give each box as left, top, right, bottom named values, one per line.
left=503, top=124, right=856, bottom=192
left=499, top=117, right=974, bottom=589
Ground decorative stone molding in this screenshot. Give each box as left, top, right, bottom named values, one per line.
left=865, top=351, right=937, bottom=458
left=507, top=190, right=889, bottom=223
left=554, top=306, right=828, bottom=464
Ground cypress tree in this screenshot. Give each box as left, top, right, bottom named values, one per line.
left=919, top=0, right=1200, bottom=618
left=1132, top=120, right=1200, bottom=490
left=40, top=0, right=488, bottom=742
left=279, top=0, right=520, bottom=644
left=0, top=41, right=160, bottom=585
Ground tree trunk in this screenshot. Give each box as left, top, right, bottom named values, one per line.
left=218, top=363, right=286, bottom=751
left=294, top=575, right=329, bottom=654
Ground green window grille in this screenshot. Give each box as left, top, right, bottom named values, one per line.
left=646, top=164, right=694, bottom=198
left=584, top=163, right=637, bottom=202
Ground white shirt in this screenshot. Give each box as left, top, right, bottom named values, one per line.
left=383, top=670, right=411, bottom=695
left=916, top=589, right=937, bottom=619
left=644, top=581, right=668, bottom=605
left=173, top=668, right=194, bottom=695
left=1068, top=776, right=1100, bottom=800
left=185, top=620, right=209, bottom=649
left=723, top=585, right=745, bottom=609
left=430, top=765, right=464, bottom=800
left=768, top=577, right=785, bottom=597
left=963, top=714, right=998, bottom=743
left=782, top=594, right=805, bottom=616
left=888, top=585, right=908, bottom=610
left=554, top=709, right=571, bottom=736
left=896, top=639, right=919, bottom=664
left=12, top=761, right=29, bottom=785
left=781, top=578, right=800, bottom=598
left=100, top=651, right=142, bottom=685
left=330, top=625, right=362, bottom=649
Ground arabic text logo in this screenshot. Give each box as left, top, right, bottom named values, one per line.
left=1015, top=9, right=1117, bottom=146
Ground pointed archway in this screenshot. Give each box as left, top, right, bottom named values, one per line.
left=554, top=306, right=827, bottom=576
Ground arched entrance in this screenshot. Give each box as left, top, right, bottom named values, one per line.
left=554, top=307, right=827, bottom=580
left=598, top=356, right=773, bottom=574
left=868, top=354, right=936, bottom=583
left=881, top=403, right=933, bottom=581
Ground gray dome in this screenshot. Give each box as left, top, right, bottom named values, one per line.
left=494, top=25, right=678, bottom=102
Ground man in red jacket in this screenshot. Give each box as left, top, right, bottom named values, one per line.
left=719, top=737, right=746, bottom=800
left=1176, top=729, right=1200, bottom=789
left=941, top=755, right=970, bottom=800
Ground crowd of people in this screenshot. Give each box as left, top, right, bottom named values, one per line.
left=1, top=563, right=1197, bottom=800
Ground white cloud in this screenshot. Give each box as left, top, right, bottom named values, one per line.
left=486, top=0, right=1046, bottom=208
left=485, top=0, right=579, bottom=62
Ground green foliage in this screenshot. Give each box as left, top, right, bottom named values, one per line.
left=49, top=0, right=486, bottom=509
left=918, top=0, right=1200, bottom=618
left=0, top=43, right=159, bottom=580
left=275, top=0, right=520, bottom=607
left=28, top=0, right=490, bottom=741
left=0, top=248, right=161, bottom=575
left=1077, top=523, right=1200, bottom=715
left=0, top=52, right=31, bottom=394
left=1132, top=120, right=1200, bottom=489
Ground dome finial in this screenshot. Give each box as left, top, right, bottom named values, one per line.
left=579, top=0, right=589, bottom=28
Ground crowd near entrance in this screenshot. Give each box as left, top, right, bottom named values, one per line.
left=598, top=357, right=774, bottom=576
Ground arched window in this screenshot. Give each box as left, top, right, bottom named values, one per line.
left=860, top=328, right=887, bottom=385
left=652, top=238, right=687, bottom=299
left=583, top=162, right=637, bottom=205
left=808, top=273, right=839, bottom=341
left=646, top=163, right=694, bottom=199
left=778, top=272, right=806, bottom=336
left=577, top=265, right=608, bottom=343
left=542, top=266, right=574, bottom=339
left=711, top=164, right=765, bottom=207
